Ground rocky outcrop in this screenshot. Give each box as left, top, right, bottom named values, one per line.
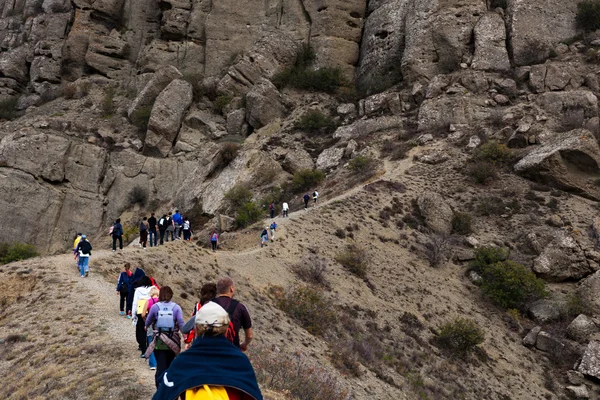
left=514, top=129, right=600, bottom=200
left=533, top=231, right=593, bottom=281
left=578, top=341, right=600, bottom=379
left=282, top=149, right=315, bottom=173
left=316, top=147, right=344, bottom=170
left=471, top=13, right=510, bottom=72
left=246, top=79, right=287, bottom=129
left=144, top=79, right=193, bottom=157
left=128, top=66, right=183, bottom=121
left=567, top=314, right=598, bottom=343
left=417, top=191, right=453, bottom=235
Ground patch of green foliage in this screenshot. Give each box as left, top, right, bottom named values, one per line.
left=291, top=169, right=325, bottom=193
left=272, top=285, right=336, bottom=336
left=577, top=0, right=600, bottom=32
left=335, top=245, right=368, bottom=279
left=295, top=110, right=336, bottom=133
left=0, top=242, right=39, bottom=264
left=451, top=212, right=473, bottom=235
left=436, top=318, right=485, bottom=357
left=0, top=97, right=18, bottom=121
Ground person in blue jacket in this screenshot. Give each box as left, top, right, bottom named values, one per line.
left=172, top=210, right=183, bottom=240
left=153, top=301, right=262, bottom=400
left=126, top=267, right=146, bottom=318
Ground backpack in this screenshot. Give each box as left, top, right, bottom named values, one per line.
left=269, top=203, right=274, bottom=210
left=117, top=272, right=131, bottom=292
left=109, top=226, right=114, bottom=236
left=156, top=302, right=176, bottom=332
left=183, top=221, right=190, bottom=230
left=158, top=218, right=166, bottom=229
left=139, top=221, right=147, bottom=231
left=149, top=277, right=160, bottom=290
left=185, top=385, right=231, bottom=400
left=303, top=194, right=310, bottom=201
left=113, top=223, right=123, bottom=236
left=211, top=233, right=218, bottom=241
left=224, top=300, right=239, bottom=346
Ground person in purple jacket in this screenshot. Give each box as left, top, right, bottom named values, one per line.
left=144, top=286, right=185, bottom=388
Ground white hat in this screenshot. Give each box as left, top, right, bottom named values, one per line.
left=195, top=301, right=230, bottom=327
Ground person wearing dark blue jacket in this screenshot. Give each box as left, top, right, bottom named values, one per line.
left=112, top=218, right=124, bottom=251
left=153, top=302, right=262, bottom=400
left=126, top=267, right=146, bottom=318
left=116, top=262, right=133, bottom=316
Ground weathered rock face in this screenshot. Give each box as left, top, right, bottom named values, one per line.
left=578, top=271, right=600, bottom=314
left=144, top=79, right=193, bottom=157
left=567, top=314, right=598, bottom=343
left=316, top=147, right=344, bottom=170
left=282, top=149, right=315, bottom=174
left=128, top=66, right=183, bottom=121
left=514, top=129, right=600, bottom=200
left=533, top=231, right=593, bottom=282
left=417, top=191, right=453, bottom=235
left=245, top=79, right=287, bottom=129
left=506, top=0, right=579, bottom=66
left=471, top=13, right=510, bottom=72
left=578, top=341, right=600, bottom=379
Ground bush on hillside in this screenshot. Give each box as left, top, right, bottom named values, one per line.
left=0, top=242, right=39, bottom=264
left=101, top=88, right=116, bottom=117
left=470, top=246, right=509, bottom=273
left=224, top=184, right=253, bottom=209
left=271, top=284, right=336, bottom=336
left=127, top=185, right=148, bottom=207
left=218, top=142, right=239, bottom=167
left=467, top=161, right=498, bottom=184
left=292, top=253, right=330, bottom=288
left=471, top=141, right=512, bottom=164
left=577, top=0, right=600, bottom=32
left=214, top=95, right=233, bottom=114
left=436, top=318, right=485, bottom=357
left=480, top=260, right=547, bottom=310
left=234, top=201, right=263, bottom=228
left=0, top=98, right=18, bottom=121
left=348, top=156, right=379, bottom=180
left=451, top=212, right=473, bottom=235
left=123, top=225, right=138, bottom=243
left=295, top=110, right=336, bottom=133
left=335, top=245, right=368, bottom=279
left=291, top=169, right=325, bottom=193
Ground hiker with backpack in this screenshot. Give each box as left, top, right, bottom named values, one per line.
left=152, top=301, right=263, bottom=400
left=112, top=218, right=124, bottom=252
left=126, top=267, right=146, bottom=318
left=144, top=286, right=185, bottom=388
left=182, top=216, right=192, bottom=241
left=303, top=193, right=310, bottom=209
left=158, top=214, right=167, bottom=245
left=213, top=277, right=253, bottom=352
left=181, top=282, right=217, bottom=350
left=141, top=286, right=160, bottom=371
left=210, top=230, right=219, bottom=251
left=139, top=217, right=149, bottom=249
left=116, top=262, right=133, bottom=316
left=282, top=201, right=289, bottom=217
left=172, top=210, right=183, bottom=240
left=269, top=202, right=275, bottom=219
left=270, top=221, right=277, bottom=241
left=76, top=235, right=92, bottom=278
left=166, top=212, right=175, bottom=241
left=312, top=190, right=319, bottom=206
left=132, top=276, right=156, bottom=357
left=148, top=212, right=158, bottom=247
left=260, top=228, right=269, bottom=247
left=73, top=232, right=82, bottom=265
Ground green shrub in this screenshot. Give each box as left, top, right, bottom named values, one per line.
left=272, top=285, right=336, bottom=336
left=234, top=201, right=263, bottom=228
left=436, top=318, right=485, bottom=357
left=224, top=184, right=253, bottom=209
left=291, top=169, right=325, bottom=193
left=335, top=245, right=368, bottom=279
left=348, top=156, right=378, bottom=179
left=0, top=242, right=39, bottom=264
left=471, top=141, right=512, bottom=164
left=296, top=110, right=336, bottom=133
left=577, top=0, right=600, bottom=32
left=480, top=260, right=547, bottom=310
left=452, top=212, right=472, bottom=235
left=292, top=253, right=330, bottom=288
left=0, top=97, right=18, bottom=121
left=470, top=246, right=509, bottom=273
left=563, top=293, right=593, bottom=317
left=219, top=142, right=239, bottom=167
left=101, top=88, right=115, bottom=117
left=130, top=105, right=153, bottom=131
left=214, top=95, right=233, bottom=114
left=127, top=185, right=148, bottom=207
left=123, top=225, right=138, bottom=243
left=467, top=161, right=498, bottom=184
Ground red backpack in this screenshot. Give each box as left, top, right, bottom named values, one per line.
left=185, top=300, right=239, bottom=346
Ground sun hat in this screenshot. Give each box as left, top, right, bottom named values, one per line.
left=195, top=301, right=230, bottom=327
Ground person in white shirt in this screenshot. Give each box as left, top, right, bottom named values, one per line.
left=282, top=202, right=289, bottom=217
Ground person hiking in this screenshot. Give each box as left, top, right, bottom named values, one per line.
left=132, top=276, right=156, bottom=357
left=172, top=210, right=183, bottom=240
left=73, top=232, right=82, bottom=265
left=210, top=230, right=219, bottom=252
left=126, top=267, right=146, bottom=318
left=165, top=212, right=175, bottom=241
left=182, top=216, right=192, bottom=241
left=312, top=190, right=319, bottom=207
left=148, top=212, right=158, bottom=247
left=282, top=201, right=289, bottom=217
left=112, top=218, right=124, bottom=252
left=158, top=214, right=167, bottom=245
left=270, top=221, right=277, bottom=241
left=303, top=193, right=310, bottom=209
left=145, top=286, right=185, bottom=388
left=139, top=217, right=149, bottom=249
left=213, top=277, right=253, bottom=352
left=76, top=235, right=92, bottom=278
left=269, top=202, right=275, bottom=219
left=116, top=262, right=133, bottom=316
left=181, top=282, right=217, bottom=350
left=141, top=286, right=160, bottom=371
left=152, top=301, right=263, bottom=400
left=260, top=228, right=269, bottom=247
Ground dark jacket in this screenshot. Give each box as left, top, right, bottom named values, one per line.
left=112, top=223, right=123, bottom=237
left=126, top=268, right=146, bottom=312
left=153, top=335, right=262, bottom=400
left=76, top=240, right=92, bottom=256
left=116, top=271, right=132, bottom=292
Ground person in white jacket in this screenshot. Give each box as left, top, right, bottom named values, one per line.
left=282, top=202, right=289, bottom=217
left=131, top=276, right=155, bottom=357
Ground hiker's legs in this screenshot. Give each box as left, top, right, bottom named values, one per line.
left=183, top=230, right=190, bottom=241
left=211, top=240, right=217, bottom=251
left=141, top=231, right=148, bottom=248
left=304, top=200, right=308, bottom=209
left=148, top=230, right=155, bottom=247
left=136, top=315, right=147, bottom=354
left=119, top=292, right=127, bottom=312
left=118, top=236, right=123, bottom=250
left=165, top=230, right=169, bottom=242
left=82, top=257, right=89, bottom=274
left=78, top=258, right=85, bottom=276
left=154, top=350, right=176, bottom=388
left=159, top=230, right=165, bottom=245
left=146, top=336, right=157, bottom=369
left=112, top=235, right=117, bottom=251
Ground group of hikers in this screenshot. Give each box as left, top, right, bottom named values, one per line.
left=116, top=265, right=260, bottom=399
left=135, top=210, right=194, bottom=249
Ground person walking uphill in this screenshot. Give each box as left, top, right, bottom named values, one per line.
left=269, top=202, right=275, bottom=219
left=132, top=277, right=156, bottom=357
left=210, top=230, right=219, bottom=252
left=148, top=213, right=158, bottom=247
left=172, top=210, right=183, bottom=240
left=126, top=267, right=146, bottom=318
left=139, top=217, right=149, bottom=249
left=145, top=286, right=185, bottom=388
left=158, top=214, right=168, bottom=245
left=282, top=201, right=289, bottom=217
left=112, top=218, right=124, bottom=252
left=303, top=193, right=310, bottom=210
left=152, top=301, right=263, bottom=400
left=166, top=212, right=175, bottom=241
left=213, top=277, right=253, bottom=352
left=116, top=263, right=133, bottom=315
left=76, top=235, right=92, bottom=277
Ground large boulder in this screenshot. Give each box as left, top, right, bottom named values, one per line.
left=316, top=147, right=344, bottom=170
left=567, top=314, right=598, bottom=343
left=578, top=271, right=600, bottom=314
left=528, top=299, right=564, bottom=323
left=533, top=231, right=594, bottom=281
left=282, top=149, right=314, bottom=174
left=245, top=79, right=286, bottom=129
left=128, top=66, right=183, bottom=120
left=144, top=79, right=193, bottom=157
left=506, top=0, right=579, bottom=66
left=471, top=13, right=510, bottom=72
left=578, top=341, right=600, bottom=379
left=333, top=116, right=405, bottom=141
left=417, top=191, right=453, bottom=235
left=514, top=129, right=600, bottom=200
